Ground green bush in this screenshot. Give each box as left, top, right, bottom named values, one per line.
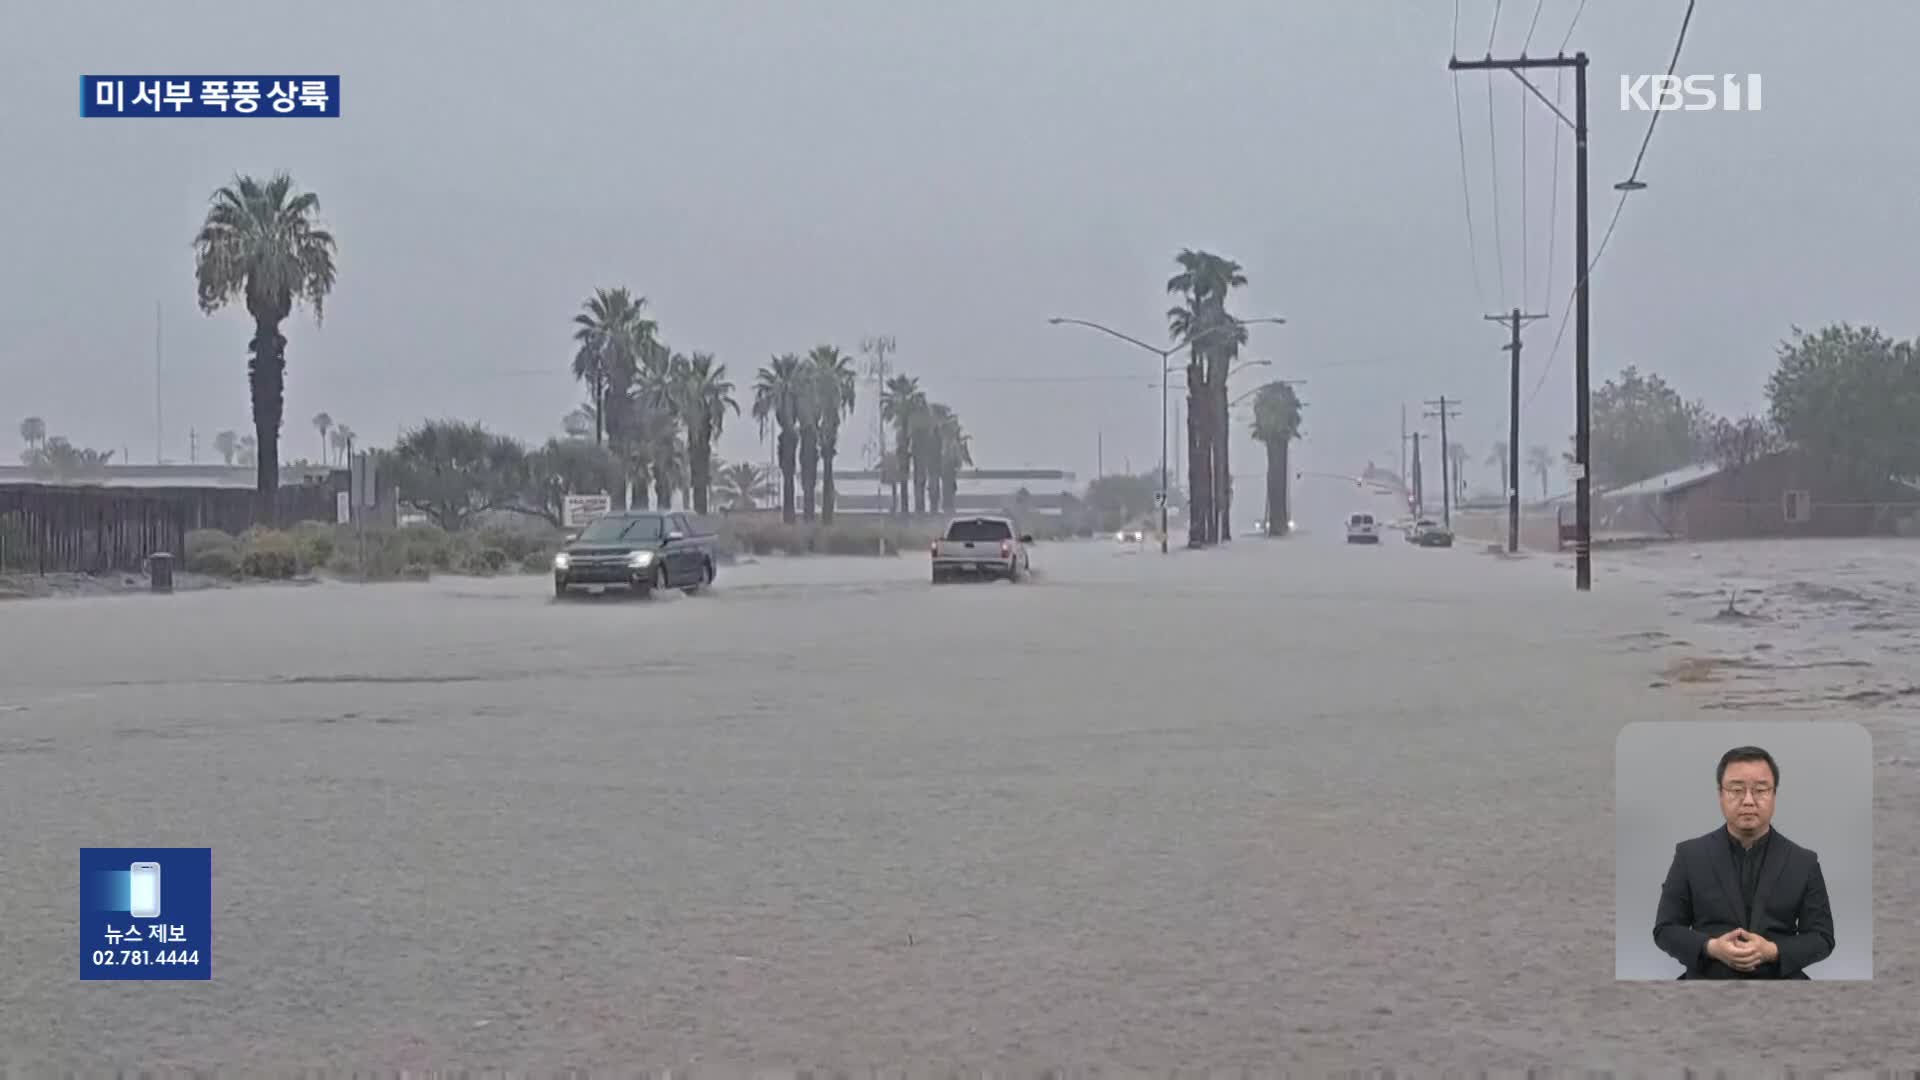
left=287, top=520, right=337, bottom=569
left=471, top=546, right=510, bottom=573
left=521, top=550, right=554, bottom=574
left=239, top=529, right=300, bottom=579
left=183, top=529, right=240, bottom=574
left=401, top=562, right=432, bottom=580
left=189, top=545, right=241, bottom=578
left=713, top=515, right=940, bottom=557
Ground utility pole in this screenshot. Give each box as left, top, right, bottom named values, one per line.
left=1097, top=429, right=1104, bottom=479
left=861, top=335, right=895, bottom=515
left=154, top=301, right=164, bottom=464
left=1405, top=431, right=1424, bottom=515
left=1449, top=49, right=1593, bottom=590
left=1486, top=309, right=1547, bottom=553
left=1423, top=397, right=1462, bottom=528
left=1399, top=403, right=1408, bottom=502
left=189, top=428, right=198, bottom=464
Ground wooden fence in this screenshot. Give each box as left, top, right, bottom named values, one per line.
left=0, top=482, right=341, bottom=574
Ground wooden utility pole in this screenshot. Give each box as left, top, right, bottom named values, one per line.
left=1486, top=309, right=1547, bottom=552
left=1449, top=49, right=1593, bottom=590
left=1423, top=397, right=1462, bottom=528
left=1404, top=431, right=1424, bottom=515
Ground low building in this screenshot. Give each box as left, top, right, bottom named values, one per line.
left=825, top=468, right=1079, bottom=515
left=1565, top=450, right=1920, bottom=542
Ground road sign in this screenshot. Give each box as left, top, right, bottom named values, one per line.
left=563, top=492, right=612, bottom=528
left=351, top=452, right=378, bottom=508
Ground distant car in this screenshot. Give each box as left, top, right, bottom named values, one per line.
left=932, top=514, right=1032, bottom=582
left=1409, top=518, right=1455, bottom=547
left=552, top=510, right=716, bottom=598
left=1115, top=526, right=1147, bottom=543
left=1345, top=512, right=1380, bottom=544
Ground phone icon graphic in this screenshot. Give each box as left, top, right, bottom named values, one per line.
left=128, top=862, right=161, bottom=919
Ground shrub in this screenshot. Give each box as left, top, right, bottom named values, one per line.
left=401, top=562, right=432, bottom=580
left=287, top=520, right=336, bottom=569
left=183, top=529, right=241, bottom=574
left=471, top=546, right=510, bottom=574
left=239, top=529, right=300, bottom=579
left=521, top=550, right=553, bottom=574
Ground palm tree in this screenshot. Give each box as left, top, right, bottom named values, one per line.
left=880, top=374, right=925, bottom=515
left=561, top=406, right=596, bottom=441
left=214, top=429, right=239, bottom=465
left=238, top=434, right=258, bottom=467
left=717, top=461, right=769, bottom=511
left=191, top=172, right=339, bottom=521
left=752, top=353, right=806, bottom=523
left=630, top=342, right=682, bottom=508
left=1526, top=443, right=1555, bottom=499
left=805, top=345, right=858, bottom=523
left=1487, top=440, right=1510, bottom=497
left=930, top=404, right=971, bottom=513
left=1250, top=382, right=1305, bottom=536
left=312, top=411, right=333, bottom=466
left=330, top=424, right=355, bottom=464
left=570, top=287, right=655, bottom=453
left=1448, top=442, right=1469, bottom=503
left=18, top=416, right=46, bottom=454
left=1166, top=248, right=1248, bottom=545
left=674, top=352, right=737, bottom=515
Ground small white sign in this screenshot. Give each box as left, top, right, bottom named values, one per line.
left=563, top=492, right=613, bottom=528
left=1568, top=462, right=1588, bottom=481
left=335, top=490, right=351, bottom=524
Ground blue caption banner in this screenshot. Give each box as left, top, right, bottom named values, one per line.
left=79, top=847, right=212, bottom=980
left=81, top=76, right=339, bottom=118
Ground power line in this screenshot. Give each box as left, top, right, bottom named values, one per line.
left=1559, top=0, right=1589, bottom=51
left=1451, top=0, right=1490, bottom=310
left=1486, top=72, right=1507, bottom=301
left=1526, top=0, right=1697, bottom=408
left=1487, top=0, right=1504, bottom=52
left=1522, top=0, right=1548, bottom=51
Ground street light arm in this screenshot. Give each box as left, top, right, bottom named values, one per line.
left=1047, top=318, right=1170, bottom=358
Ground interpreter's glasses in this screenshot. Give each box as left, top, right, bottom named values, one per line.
left=1721, top=784, right=1773, bottom=800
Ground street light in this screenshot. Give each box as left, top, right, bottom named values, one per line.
left=1050, top=315, right=1285, bottom=553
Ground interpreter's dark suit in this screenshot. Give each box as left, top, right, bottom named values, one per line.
left=1652, top=826, right=1835, bottom=979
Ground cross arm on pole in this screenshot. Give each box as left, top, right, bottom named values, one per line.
left=1448, top=54, right=1582, bottom=72
left=1509, top=71, right=1577, bottom=133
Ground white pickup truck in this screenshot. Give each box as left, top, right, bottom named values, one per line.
left=931, top=514, right=1033, bottom=583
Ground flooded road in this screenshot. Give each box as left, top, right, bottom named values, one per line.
left=2, top=533, right=1915, bottom=1069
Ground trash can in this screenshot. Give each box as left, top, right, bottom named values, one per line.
left=148, top=552, right=175, bottom=594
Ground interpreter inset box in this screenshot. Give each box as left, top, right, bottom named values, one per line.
left=1614, top=722, right=1871, bottom=980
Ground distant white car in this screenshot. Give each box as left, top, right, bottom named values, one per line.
left=1345, top=512, right=1380, bottom=544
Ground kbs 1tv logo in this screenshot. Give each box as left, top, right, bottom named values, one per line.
left=1620, top=73, right=1761, bottom=112
left=81, top=76, right=339, bottom=117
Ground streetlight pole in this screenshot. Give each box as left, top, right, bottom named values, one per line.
left=1050, top=315, right=1284, bottom=553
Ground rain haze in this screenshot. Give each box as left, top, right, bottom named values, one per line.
left=5, top=0, right=1920, bottom=1071
left=4, top=1, right=1914, bottom=483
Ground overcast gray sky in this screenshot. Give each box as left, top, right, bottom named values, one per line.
left=3, top=0, right=1914, bottom=495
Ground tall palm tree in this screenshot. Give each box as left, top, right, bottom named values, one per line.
left=1526, top=443, right=1555, bottom=499
left=1250, top=382, right=1305, bottom=536
left=674, top=352, right=737, bottom=515
left=1448, top=442, right=1469, bottom=503
left=880, top=374, right=925, bottom=515
left=312, top=411, right=333, bottom=466
left=191, top=172, right=338, bottom=520
left=18, top=416, right=46, bottom=453
left=1487, top=440, right=1510, bottom=496
left=752, top=353, right=806, bottom=523
left=238, top=434, right=258, bottom=466
left=329, top=424, right=355, bottom=464
left=570, top=287, right=655, bottom=454
left=930, top=404, right=971, bottom=513
left=717, top=461, right=769, bottom=511
left=1166, top=248, right=1248, bottom=545
left=630, top=342, right=682, bottom=508
left=806, top=345, right=858, bottom=523
left=214, top=429, right=239, bottom=465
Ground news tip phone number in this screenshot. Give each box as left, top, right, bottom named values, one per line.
left=90, top=949, right=200, bottom=967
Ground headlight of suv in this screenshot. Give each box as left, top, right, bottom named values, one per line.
left=552, top=552, right=570, bottom=570
left=626, top=550, right=655, bottom=568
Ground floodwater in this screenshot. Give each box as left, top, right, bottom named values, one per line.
left=2, top=532, right=1915, bottom=1070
